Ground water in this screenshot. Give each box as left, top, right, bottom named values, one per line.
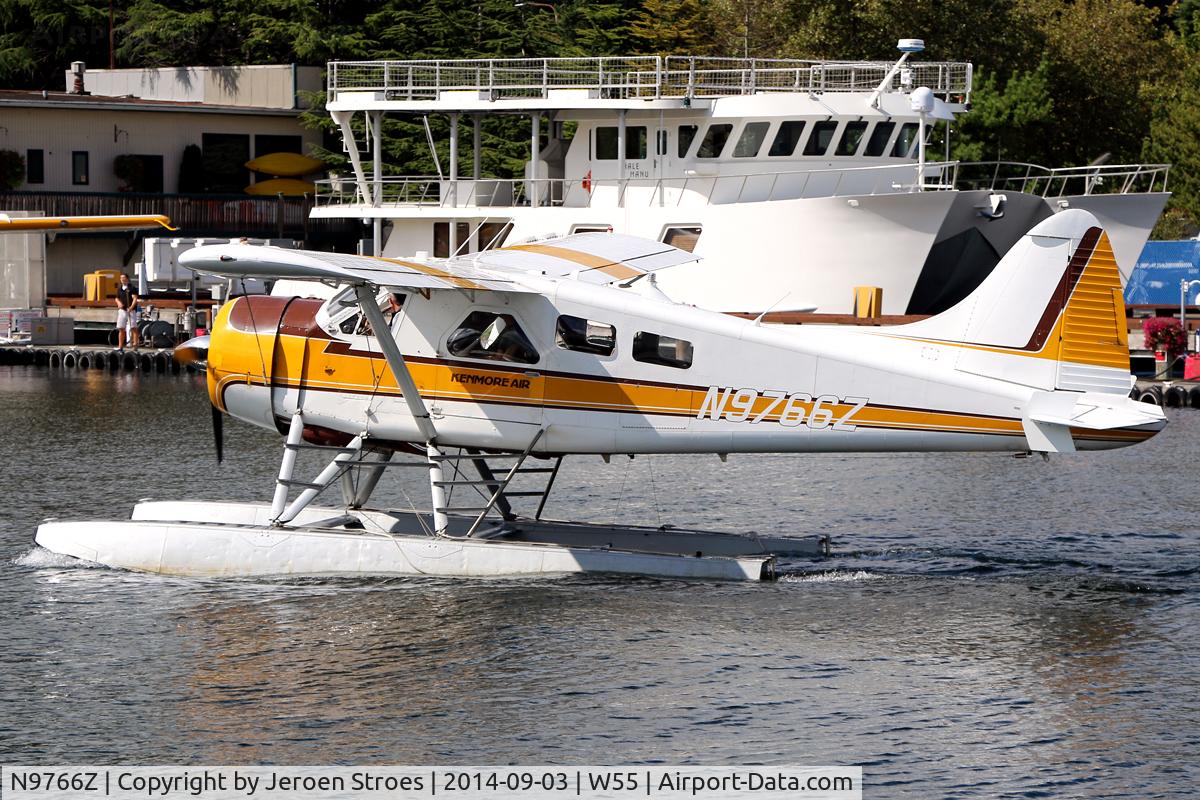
left=1, top=367, right=1198, bottom=797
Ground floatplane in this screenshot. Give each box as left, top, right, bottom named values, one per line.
left=35, top=209, right=1165, bottom=582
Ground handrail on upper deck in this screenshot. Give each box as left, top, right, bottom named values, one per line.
left=327, top=55, right=973, bottom=103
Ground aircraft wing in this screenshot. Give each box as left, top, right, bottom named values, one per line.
left=466, top=232, right=699, bottom=284
left=179, top=245, right=534, bottom=293
left=0, top=214, right=175, bottom=233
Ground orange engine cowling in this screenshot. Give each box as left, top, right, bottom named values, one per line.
left=207, top=295, right=324, bottom=433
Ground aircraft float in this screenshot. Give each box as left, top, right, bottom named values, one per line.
left=35, top=210, right=1165, bottom=582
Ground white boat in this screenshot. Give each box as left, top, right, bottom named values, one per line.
left=312, top=46, right=1169, bottom=316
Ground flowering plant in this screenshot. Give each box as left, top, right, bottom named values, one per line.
left=1143, top=317, right=1187, bottom=358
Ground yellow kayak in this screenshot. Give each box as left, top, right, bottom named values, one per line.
left=245, top=152, right=326, bottom=177
left=0, top=214, right=175, bottom=232
left=244, top=178, right=316, bottom=196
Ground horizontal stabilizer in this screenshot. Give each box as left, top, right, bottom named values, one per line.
left=1022, top=390, right=1165, bottom=453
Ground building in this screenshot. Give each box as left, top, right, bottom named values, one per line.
left=0, top=63, right=358, bottom=298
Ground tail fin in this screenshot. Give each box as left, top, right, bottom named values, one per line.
left=894, top=209, right=1130, bottom=393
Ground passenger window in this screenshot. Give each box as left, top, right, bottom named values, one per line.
left=633, top=332, right=693, bottom=369
left=835, top=121, right=868, bottom=156
left=678, top=125, right=698, bottom=157
left=864, top=121, right=895, bottom=157
left=696, top=124, right=733, bottom=158
left=768, top=121, right=806, bottom=157
left=447, top=311, right=539, bottom=364
left=662, top=226, right=702, bottom=253
left=596, top=127, right=618, bottom=160
left=803, top=121, right=839, bottom=156
left=556, top=315, right=616, bottom=356
left=733, top=122, right=770, bottom=157
left=892, top=123, right=919, bottom=157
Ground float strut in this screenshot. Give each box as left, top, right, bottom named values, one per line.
left=271, top=412, right=305, bottom=519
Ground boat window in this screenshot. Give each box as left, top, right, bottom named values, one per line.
left=656, top=129, right=668, bottom=156
left=595, top=126, right=647, bottom=160
left=434, top=221, right=471, bottom=258
left=892, top=123, right=920, bottom=157
left=864, top=121, right=896, bottom=157
left=626, top=126, right=647, bottom=159
left=696, top=124, right=733, bottom=158
left=633, top=331, right=693, bottom=369
left=768, top=121, right=806, bottom=157
left=662, top=226, right=702, bottom=253
left=479, top=221, right=513, bottom=250
left=596, top=127, right=618, bottom=160
left=803, top=121, right=839, bottom=156
left=732, top=122, right=770, bottom=158
left=678, top=125, right=699, bottom=157
left=571, top=224, right=613, bottom=233
left=447, top=311, right=539, bottom=365
left=835, top=121, right=869, bottom=156
left=556, top=315, right=616, bottom=356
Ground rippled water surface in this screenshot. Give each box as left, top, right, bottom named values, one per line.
left=1, top=367, right=1198, bottom=797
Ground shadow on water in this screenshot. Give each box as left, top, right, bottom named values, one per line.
left=0, top=367, right=1197, bottom=795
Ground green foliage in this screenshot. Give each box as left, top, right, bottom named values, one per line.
left=0, top=149, right=26, bottom=190
left=951, top=63, right=1055, bottom=163
left=630, top=0, right=712, bottom=55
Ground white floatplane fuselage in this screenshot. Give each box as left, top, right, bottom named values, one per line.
left=33, top=210, right=1165, bottom=582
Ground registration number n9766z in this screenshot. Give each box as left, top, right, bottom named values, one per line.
left=696, top=386, right=868, bottom=430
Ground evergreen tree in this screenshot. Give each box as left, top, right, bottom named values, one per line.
left=629, top=0, right=712, bottom=55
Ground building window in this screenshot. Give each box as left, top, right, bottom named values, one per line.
left=26, top=150, right=44, bottom=184
left=255, top=134, right=302, bottom=156
left=201, top=133, right=250, bottom=193
left=768, top=121, right=806, bottom=157
left=696, top=124, right=733, bottom=159
left=864, top=122, right=896, bottom=157
left=678, top=125, right=699, bottom=157
left=802, top=121, right=839, bottom=156
left=835, top=121, right=869, bottom=156
left=71, top=151, right=89, bottom=185
left=556, top=315, right=616, bottom=356
left=633, top=331, right=693, bottom=369
left=733, top=122, right=770, bottom=158
left=662, top=226, right=702, bottom=253
left=447, top=311, right=539, bottom=364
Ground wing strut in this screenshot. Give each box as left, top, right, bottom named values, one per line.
left=353, top=284, right=452, bottom=535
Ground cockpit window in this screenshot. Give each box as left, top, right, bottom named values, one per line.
left=556, top=315, right=616, bottom=356
left=447, top=311, right=539, bottom=364
left=633, top=331, right=693, bottom=369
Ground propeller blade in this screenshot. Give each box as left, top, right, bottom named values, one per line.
left=173, top=334, right=210, bottom=369
left=212, top=405, right=225, bottom=464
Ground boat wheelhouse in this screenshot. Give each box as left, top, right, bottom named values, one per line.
left=312, top=52, right=1169, bottom=315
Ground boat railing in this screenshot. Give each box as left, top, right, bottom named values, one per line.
left=313, top=161, right=960, bottom=210
left=952, top=162, right=1170, bottom=196
left=328, top=56, right=973, bottom=103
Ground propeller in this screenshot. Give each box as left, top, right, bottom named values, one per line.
left=172, top=334, right=210, bottom=369
left=212, top=404, right=224, bottom=464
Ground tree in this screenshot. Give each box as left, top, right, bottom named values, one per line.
left=629, top=0, right=712, bottom=55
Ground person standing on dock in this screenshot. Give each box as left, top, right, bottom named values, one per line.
left=115, top=273, right=140, bottom=351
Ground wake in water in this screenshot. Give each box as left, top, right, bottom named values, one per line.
left=12, top=546, right=99, bottom=569
left=779, top=568, right=881, bottom=583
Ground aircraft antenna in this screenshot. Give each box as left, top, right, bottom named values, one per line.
left=753, top=291, right=793, bottom=324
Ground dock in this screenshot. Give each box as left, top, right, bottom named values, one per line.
left=0, top=343, right=193, bottom=373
